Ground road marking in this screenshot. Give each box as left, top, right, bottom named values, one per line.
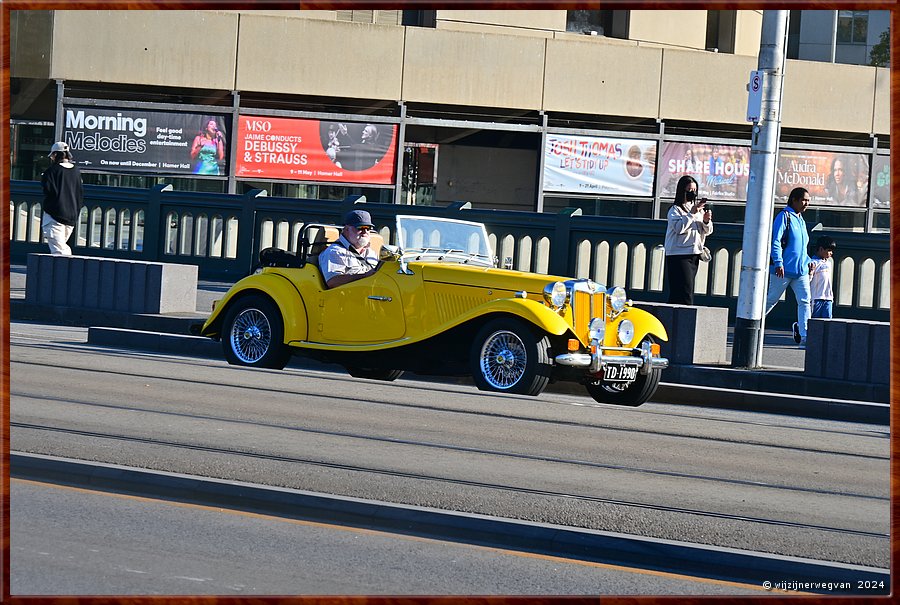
left=13, top=477, right=794, bottom=593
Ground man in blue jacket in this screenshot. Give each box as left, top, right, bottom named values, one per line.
left=765, top=187, right=813, bottom=347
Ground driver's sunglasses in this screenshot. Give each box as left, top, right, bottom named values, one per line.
left=355, top=226, right=373, bottom=233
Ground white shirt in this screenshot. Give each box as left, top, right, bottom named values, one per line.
left=664, top=204, right=713, bottom=256
left=319, top=234, right=378, bottom=283
left=809, top=257, right=834, bottom=300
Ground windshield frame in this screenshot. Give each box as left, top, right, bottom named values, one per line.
left=394, top=215, right=495, bottom=268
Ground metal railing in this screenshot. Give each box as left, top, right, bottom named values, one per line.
left=11, top=180, right=890, bottom=326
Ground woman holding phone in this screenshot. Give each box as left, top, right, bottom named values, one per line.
left=664, top=175, right=713, bottom=304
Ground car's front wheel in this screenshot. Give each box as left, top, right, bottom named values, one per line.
left=585, top=338, right=662, bottom=407
left=221, top=294, right=291, bottom=369
left=470, top=318, right=551, bottom=396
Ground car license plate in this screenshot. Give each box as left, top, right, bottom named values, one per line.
left=603, top=364, right=638, bottom=382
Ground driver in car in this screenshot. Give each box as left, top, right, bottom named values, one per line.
left=319, top=209, right=380, bottom=288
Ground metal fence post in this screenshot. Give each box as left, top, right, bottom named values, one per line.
left=241, top=189, right=267, bottom=275
left=446, top=201, right=471, bottom=215
left=144, top=184, right=171, bottom=262
left=550, top=207, right=581, bottom=276
left=341, top=194, right=367, bottom=220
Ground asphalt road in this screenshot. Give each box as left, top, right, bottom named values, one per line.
left=9, top=322, right=890, bottom=572
left=10, top=478, right=767, bottom=595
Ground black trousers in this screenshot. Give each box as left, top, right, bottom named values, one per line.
left=665, top=254, right=700, bottom=305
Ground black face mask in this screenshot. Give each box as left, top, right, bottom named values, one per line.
left=685, top=191, right=697, bottom=202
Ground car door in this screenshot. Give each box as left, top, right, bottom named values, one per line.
left=315, top=266, right=406, bottom=344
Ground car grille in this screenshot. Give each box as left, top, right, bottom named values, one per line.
left=572, top=289, right=605, bottom=341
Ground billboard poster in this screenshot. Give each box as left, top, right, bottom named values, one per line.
left=62, top=105, right=230, bottom=176
left=871, top=154, right=889, bottom=208
left=659, top=142, right=750, bottom=201
left=542, top=134, right=656, bottom=196
left=775, top=150, right=868, bottom=208
left=235, top=115, right=397, bottom=184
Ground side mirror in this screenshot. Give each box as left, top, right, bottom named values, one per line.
left=380, top=244, right=399, bottom=261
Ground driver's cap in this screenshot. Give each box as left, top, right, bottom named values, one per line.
left=344, top=209, right=374, bottom=229
left=48, top=141, right=70, bottom=156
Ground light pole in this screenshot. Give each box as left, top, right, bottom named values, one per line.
left=732, top=10, right=789, bottom=368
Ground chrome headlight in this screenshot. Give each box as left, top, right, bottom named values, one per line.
left=617, top=319, right=635, bottom=346
left=543, top=281, right=569, bottom=310
left=608, top=286, right=627, bottom=313
left=588, top=317, right=605, bottom=341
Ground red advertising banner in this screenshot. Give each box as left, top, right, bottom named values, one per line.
left=775, top=150, right=868, bottom=208
left=235, top=115, right=397, bottom=184
left=659, top=142, right=750, bottom=201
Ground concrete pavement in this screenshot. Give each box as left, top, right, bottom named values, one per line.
left=8, top=265, right=889, bottom=423
left=11, top=451, right=888, bottom=592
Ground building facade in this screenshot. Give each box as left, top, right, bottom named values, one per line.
left=10, top=9, right=891, bottom=233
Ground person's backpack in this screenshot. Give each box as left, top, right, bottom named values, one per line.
left=770, top=212, right=790, bottom=266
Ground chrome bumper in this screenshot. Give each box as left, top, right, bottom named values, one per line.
left=555, top=340, right=669, bottom=375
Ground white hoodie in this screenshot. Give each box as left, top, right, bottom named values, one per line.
left=664, top=203, right=713, bottom=256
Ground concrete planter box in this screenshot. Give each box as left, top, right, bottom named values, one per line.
left=635, top=302, right=728, bottom=365
left=25, top=254, right=198, bottom=314
left=805, top=318, right=889, bottom=385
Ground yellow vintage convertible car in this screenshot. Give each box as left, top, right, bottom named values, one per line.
left=199, top=214, right=669, bottom=406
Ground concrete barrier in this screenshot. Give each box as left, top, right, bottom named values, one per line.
left=25, top=253, right=198, bottom=314
left=805, top=318, right=889, bottom=384
left=636, top=302, right=728, bottom=365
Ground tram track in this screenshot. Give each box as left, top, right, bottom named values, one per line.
left=12, top=421, right=889, bottom=541
left=11, top=334, right=889, bottom=567
left=9, top=398, right=888, bottom=502
left=10, top=355, right=888, bottom=461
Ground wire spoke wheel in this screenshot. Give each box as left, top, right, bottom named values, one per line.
left=221, top=294, right=291, bottom=370
left=230, top=308, right=272, bottom=363
left=470, top=318, right=550, bottom=397
left=479, top=330, right=528, bottom=389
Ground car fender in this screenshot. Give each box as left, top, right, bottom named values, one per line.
left=617, top=306, right=669, bottom=342
left=200, top=273, right=308, bottom=342
left=456, top=297, right=574, bottom=337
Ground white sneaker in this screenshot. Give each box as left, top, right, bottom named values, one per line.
left=792, top=322, right=802, bottom=344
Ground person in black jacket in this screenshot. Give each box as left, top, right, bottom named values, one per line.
left=41, top=141, right=84, bottom=255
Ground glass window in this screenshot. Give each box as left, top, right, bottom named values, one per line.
left=565, top=10, right=628, bottom=39
left=238, top=180, right=393, bottom=203
left=10, top=122, right=55, bottom=181
left=693, top=202, right=744, bottom=225
left=706, top=10, right=736, bottom=54
left=837, top=10, right=868, bottom=44
left=871, top=211, right=890, bottom=232
left=542, top=195, right=651, bottom=219
left=803, top=208, right=867, bottom=232
left=401, top=10, right=435, bottom=27
left=82, top=173, right=227, bottom=192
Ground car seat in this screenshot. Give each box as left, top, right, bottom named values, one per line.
left=300, top=224, right=341, bottom=267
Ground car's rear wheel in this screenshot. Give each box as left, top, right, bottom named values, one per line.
left=585, top=338, right=661, bottom=407
left=345, top=367, right=404, bottom=381
left=470, top=318, right=551, bottom=396
left=221, top=294, right=291, bottom=369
